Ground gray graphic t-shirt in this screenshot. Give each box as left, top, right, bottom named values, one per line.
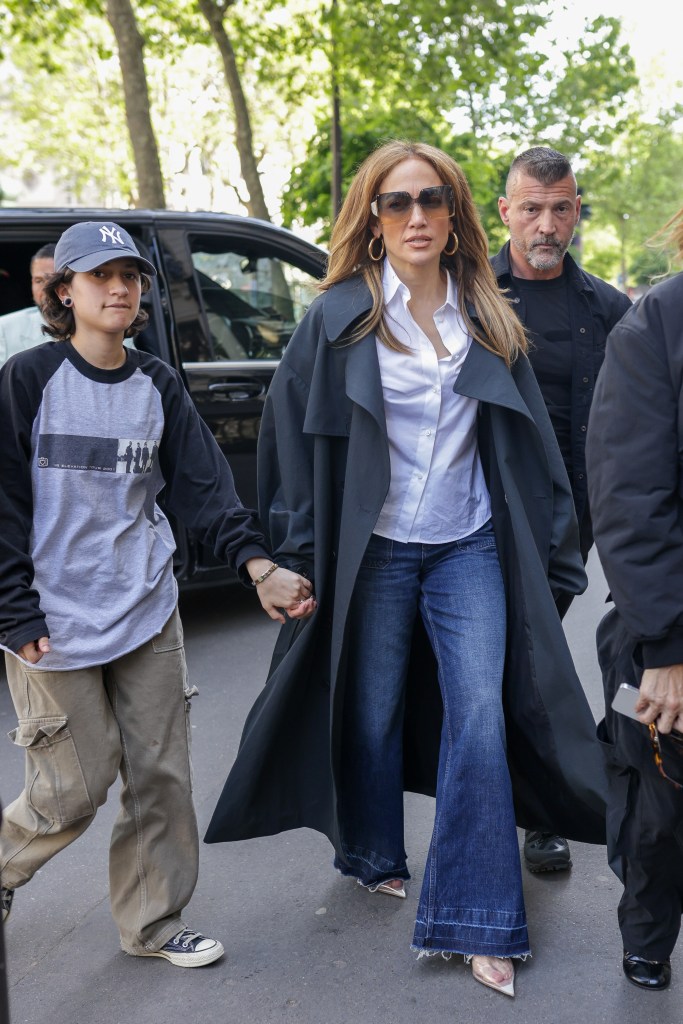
left=29, top=355, right=175, bottom=670
left=0, top=341, right=267, bottom=670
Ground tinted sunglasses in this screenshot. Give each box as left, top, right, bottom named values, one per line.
left=370, top=185, right=455, bottom=222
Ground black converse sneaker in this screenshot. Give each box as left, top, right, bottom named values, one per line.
left=134, top=927, right=224, bottom=967
left=1, top=888, right=13, bottom=923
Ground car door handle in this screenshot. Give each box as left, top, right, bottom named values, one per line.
left=207, top=380, right=265, bottom=400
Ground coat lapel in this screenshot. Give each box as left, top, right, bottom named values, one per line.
left=343, top=333, right=387, bottom=436
left=455, top=340, right=534, bottom=421
left=320, top=276, right=387, bottom=435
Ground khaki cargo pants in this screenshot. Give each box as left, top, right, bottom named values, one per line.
left=0, top=607, right=199, bottom=954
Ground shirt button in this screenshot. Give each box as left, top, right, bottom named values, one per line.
left=582, top=376, right=589, bottom=383
left=580, top=425, right=587, bottom=432
left=417, top=473, right=424, bottom=480
left=426, top=430, right=432, bottom=436
left=512, top=297, right=520, bottom=304
left=578, top=473, right=585, bottom=480
left=432, top=385, right=439, bottom=393
left=580, top=327, right=587, bottom=334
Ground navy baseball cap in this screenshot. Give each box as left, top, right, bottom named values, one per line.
left=54, top=221, right=157, bottom=276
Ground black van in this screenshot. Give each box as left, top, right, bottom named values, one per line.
left=0, top=209, right=326, bottom=583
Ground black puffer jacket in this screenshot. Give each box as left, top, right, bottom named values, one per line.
left=587, top=272, right=683, bottom=667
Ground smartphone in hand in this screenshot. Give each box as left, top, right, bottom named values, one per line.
left=611, top=682, right=642, bottom=720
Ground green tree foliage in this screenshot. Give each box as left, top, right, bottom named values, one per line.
left=580, top=109, right=683, bottom=287
left=0, top=10, right=136, bottom=204
left=281, top=6, right=640, bottom=243
left=0, top=0, right=165, bottom=206
left=0, top=0, right=680, bottom=298
left=527, top=16, right=638, bottom=157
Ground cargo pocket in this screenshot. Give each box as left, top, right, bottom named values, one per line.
left=152, top=607, right=184, bottom=652
left=9, top=716, right=94, bottom=824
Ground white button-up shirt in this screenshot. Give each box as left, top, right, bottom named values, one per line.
left=0, top=306, right=46, bottom=365
left=373, top=260, right=491, bottom=544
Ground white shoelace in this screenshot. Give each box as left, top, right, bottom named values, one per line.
left=169, top=928, right=202, bottom=948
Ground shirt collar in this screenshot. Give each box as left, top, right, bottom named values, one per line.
left=382, top=258, right=458, bottom=312
left=443, top=268, right=457, bottom=312
left=382, top=257, right=407, bottom=306
left=493, top=239, right=591, bottom=294
left=381, top=260, right=466, bottom=357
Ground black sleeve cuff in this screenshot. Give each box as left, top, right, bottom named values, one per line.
left=4, top=617, right=50, bottom=654
left=235, top=545, right=273, bottom=588
left=639, top=629, right=683, bottom=669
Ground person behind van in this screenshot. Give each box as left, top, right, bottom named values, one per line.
left=0, top=243, right=55, bottom=364
left=0, top=221, right=314, bottom=967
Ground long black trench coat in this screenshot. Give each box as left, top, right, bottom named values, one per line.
left=205, top=276, right=607, bottom=850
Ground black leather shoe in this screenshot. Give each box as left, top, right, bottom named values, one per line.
left=622, top=952, right=671, bottom=990
left=523, top=831, right=572, bottom=873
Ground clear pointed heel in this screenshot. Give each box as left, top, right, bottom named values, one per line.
left=471, top=955, right=515, bottom=997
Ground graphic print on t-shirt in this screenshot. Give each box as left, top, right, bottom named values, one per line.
left=37, top=434, right=160, bottom=474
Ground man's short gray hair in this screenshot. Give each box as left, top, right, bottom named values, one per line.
left=506, top=147, right=576, bottom=196
left=30, top=243, right=56, bottom=268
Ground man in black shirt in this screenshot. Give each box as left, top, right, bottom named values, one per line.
left=492, top=146, right=631, bottom=874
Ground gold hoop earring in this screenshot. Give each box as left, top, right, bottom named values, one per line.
left=443, top=231, right=459, bottom=256
left=368, top=236, right=385, bottom=262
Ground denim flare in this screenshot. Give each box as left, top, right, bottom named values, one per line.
left=336, top=520, right=529, bottom=958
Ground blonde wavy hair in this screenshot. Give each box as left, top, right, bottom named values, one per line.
left=322, top=140, right=527, bottom=365
left=654, top=205, right=683, bottom=264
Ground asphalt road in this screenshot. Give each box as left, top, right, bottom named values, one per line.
left=1, top=551, right=681, bottom=1024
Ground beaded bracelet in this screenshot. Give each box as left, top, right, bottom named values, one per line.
left=251, top=562, right=279, bottom=586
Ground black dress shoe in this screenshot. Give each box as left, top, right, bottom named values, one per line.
left=523, top=830, right=572, bottom=873
left=622, top=952, right=671, bottom=990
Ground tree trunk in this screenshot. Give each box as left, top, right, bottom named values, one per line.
left=198, top=0, right=271, bottom=221
left=105, top=0, right=166, bottom=209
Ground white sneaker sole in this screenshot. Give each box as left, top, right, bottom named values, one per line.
left=132, top=940, right=224, bottom=968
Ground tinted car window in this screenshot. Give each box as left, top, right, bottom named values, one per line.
left=0, top=210, right=325, bottom=584
left=191, top=238, right=319, bottom=363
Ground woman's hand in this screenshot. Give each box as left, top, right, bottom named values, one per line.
left=245, top=558, right=316, bottom=624
left=286, top=595, right=317, bottom=620
left=636, top=664, right=683, bottom=734
left=17, top=636, right=51, bottom=665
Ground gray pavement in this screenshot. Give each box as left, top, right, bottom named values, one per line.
left=1, top=551, right=681, bottom=1023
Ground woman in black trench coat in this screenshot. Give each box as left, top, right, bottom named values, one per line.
left=206, top=141, right=607, bottom=997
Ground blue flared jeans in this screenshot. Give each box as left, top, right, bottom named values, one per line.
left=337, top=520, right=529, bottom=958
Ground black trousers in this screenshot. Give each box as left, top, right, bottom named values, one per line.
left=598, top=609, right=683, bottom=961
left=618, top=765, right=683, bottom=959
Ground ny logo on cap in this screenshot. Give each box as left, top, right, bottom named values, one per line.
left=100, top=225, right=125, bottom=245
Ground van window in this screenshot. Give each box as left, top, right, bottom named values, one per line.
left=191, top=245, right=318, bottom=362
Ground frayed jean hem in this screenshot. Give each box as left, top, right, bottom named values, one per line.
left=412, top=946, right=532, bottom=962
left=333, top=852, right=410, bottom=887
